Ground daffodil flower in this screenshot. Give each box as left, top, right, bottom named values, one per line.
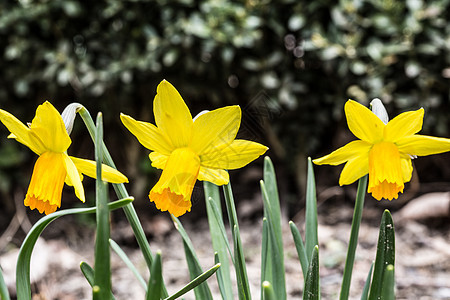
left=313, top=100, right=450, bottom=200
left=0, top=101, right=128, bottom=214
left=121, top=80, right=268, bottom=217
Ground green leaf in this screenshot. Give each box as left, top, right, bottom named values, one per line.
left=289, top=221, right=308, bottom=278
left=80, top=262, right=116, bottom=300
left=16, top=198, right=132, bottom=300
left=0, top=265, right=10, bottom=300
left=93, top=113, right=111, bottom=300
left=78, top=107, right=169, bottom=298
left=260, top=180, right=286, bottom=300
left=339, top=175, right=368, bottom=300
left=206, top=197, right=233, bottom=261
left=233, top=225, right=251, bottom=300
left=223, top=182, right=252, bottom=300
left=303, top=245, right=320, bottom=300
left=261, top=218, right=271, bottom=289
left=305, top=158, right=318, bottom=262
left=263, top=157, right=282, bottom=239
left=368, top=210, right=395, bottom=300
left=146, top=251, right=163, bottom=300
left=110, top=239, right=147, bottom=290
left=204, top=181, right=233, bottom=299
left=260, top=157, right=285, bottom=299
left=171, top=215, right=213, bottom=300
left=360, top=262, right=373, bottom=300
left=164, top=263, right=221, bottom=300
left=381, top=265, right=395, bottom=300
left=262, top=281, right=277, bottom=300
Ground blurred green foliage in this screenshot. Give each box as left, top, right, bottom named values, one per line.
left=0, top=0, right=449, bottom=207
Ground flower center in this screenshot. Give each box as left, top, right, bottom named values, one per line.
left=24, top=152, right=67, bottom=214
left=368, top=142, right=404, bottom=200
left=149, top=148, right=200, bottom=217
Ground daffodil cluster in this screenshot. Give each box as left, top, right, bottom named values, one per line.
left=2, top=82, right=450, bottom=216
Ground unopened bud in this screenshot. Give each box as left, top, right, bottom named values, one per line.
left=61, top=103, right=83, bottom=135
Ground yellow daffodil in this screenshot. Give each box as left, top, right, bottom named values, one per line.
left=0, top=101, right=128, bottom=214
left=121, top=80, right=268, bottom=217
left=313, top=99, right=450, bottom=200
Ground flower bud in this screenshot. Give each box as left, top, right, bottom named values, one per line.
left=61, top=103, right=83, bottom=135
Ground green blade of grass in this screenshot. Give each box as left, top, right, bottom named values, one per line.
left=80, top=262, right=116, bottom=300
left=223, top=182, right=252, bottom=300
left=78, top=107, right=167, bottom=297
left=0, top=265, right=10, bottom=300
left=93, top=113, right=111, bottom=300
left=305, top=158, right=318, bottom=262
left=262, top=281, right=277, bottom=300
left=15, top=198, right=132, bottom=300
left=171, top=215, right=213, bottom=300
left=303, top=245, right=320, bottom=300
left=146, top=251, right=163, bottom=300
left=289, top=221, right=308, bottom=278
left=339, top=175, right=368, bottom=300
left=110, top=239, right=147, bottom=290
left=260, top=180, right=286, bottom=300
left=360, top=262, right=373, bottom=300
left=368, top=210, right=395, bottom=300
left=164, top=263, right=220, bottom=300
left=204, top=181, right=233, bottom=300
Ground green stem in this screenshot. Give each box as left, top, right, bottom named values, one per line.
left=339, top=175, right=368, bottom=300
left=93, top=113, right=111, bottom=299
left=77, top=107, right=168, bottom=297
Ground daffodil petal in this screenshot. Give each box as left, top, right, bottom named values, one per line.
left=396, top=135, right=450, bottom=156
left=63, top=154, right=85, bottom=202
left=69, top=156, right=129, bottom=184
left=345, top=100, right=384, bottom=143
left=339, top=153, right=369, bottom=185
left=30, top=101, right=71, bottom=152
left=149, top=152, right=168, bottom=169
left=190, top=106, right=241, bottom=155
left=65, top=171, right=84, bottom=186
left=384, top=108, right=424, bottom=142
left=200, top=139, right=268, bottom=169
left=149, top=148, right=200, bottom=217
left=401, top=157, right=413, bottom=183
left=121, top=113, right=173, bottom=155
left=313, top=140, right=372, bottom=166
left=0, top=109, right=46, bottom=154
left=153, top=80, right=193, bottom=148
left=25, top=152, right=67, bottom=214
left=198, top=167, right=229, bottom=185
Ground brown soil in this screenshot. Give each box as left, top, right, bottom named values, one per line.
left=1, top=191, right=450, bottom=300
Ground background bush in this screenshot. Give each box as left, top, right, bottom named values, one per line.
left=1, top=0, right=449, bottom=216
